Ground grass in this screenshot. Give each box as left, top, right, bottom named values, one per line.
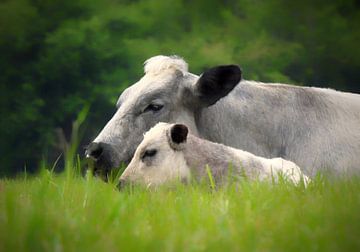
left=1, top=166, right=360, bottom=252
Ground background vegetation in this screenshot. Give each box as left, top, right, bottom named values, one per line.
left=1, top=0, right=360, bottom=175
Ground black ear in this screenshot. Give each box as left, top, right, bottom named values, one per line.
left=194, top=65, right=242, bottom=107
left=170, top=124, right=188, bottom=144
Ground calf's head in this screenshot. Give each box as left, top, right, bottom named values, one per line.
left=86, top=55, right=241, bottom=175
left=119, top=123, right=190, bottom=187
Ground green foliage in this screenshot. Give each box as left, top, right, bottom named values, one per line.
left=1, top=170, right=360, bottom=251
left=1, top=0, right=360, bottom=174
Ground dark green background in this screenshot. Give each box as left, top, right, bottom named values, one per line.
left=1, top=0, right=359, bottom=176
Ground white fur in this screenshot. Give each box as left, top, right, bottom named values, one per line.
left=144, top=55, right=188, bottom=76
left=261, top=157, right=309, bottom=184
left=142, top=122, right=169, bottom=140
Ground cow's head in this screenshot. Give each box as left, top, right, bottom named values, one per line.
left=85, top=55, right=241, bottom=175
left=118, top=122, right=190, bottom=188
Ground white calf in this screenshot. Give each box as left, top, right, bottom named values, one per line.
left=119, top=123, right=310, bottom=187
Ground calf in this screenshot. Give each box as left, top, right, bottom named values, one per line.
left=119, top=123, right=310, bottom=187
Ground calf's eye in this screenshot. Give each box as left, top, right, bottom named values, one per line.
left=144, top=104, right=163, bottom=113
left=141, top=149, right=157, bottom=161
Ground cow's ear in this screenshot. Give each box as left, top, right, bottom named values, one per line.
left=167, top=124, right=188, bottom=150
left=192, top=65, right=242, bottom=107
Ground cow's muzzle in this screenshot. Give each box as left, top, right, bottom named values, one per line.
left=85, top=142, right=119, bottom=177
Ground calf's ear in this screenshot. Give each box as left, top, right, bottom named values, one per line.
left=191, top=65, right=242, bottom=107
left=167, top=124, right=188, bottom=150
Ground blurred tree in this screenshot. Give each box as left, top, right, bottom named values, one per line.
left=0, top=0, right=359, bottom=175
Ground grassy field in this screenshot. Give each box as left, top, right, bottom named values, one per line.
left=1, top=167, right=360, bottom=252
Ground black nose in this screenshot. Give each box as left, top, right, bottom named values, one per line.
left=85, top=142, right=104, bottom=160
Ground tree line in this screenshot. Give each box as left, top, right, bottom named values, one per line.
left=1, top=0, right=359, bottom=175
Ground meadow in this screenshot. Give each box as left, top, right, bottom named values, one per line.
left=1, top=165, right=360, bottom=252
left=2, top=1, right=360, bottom=251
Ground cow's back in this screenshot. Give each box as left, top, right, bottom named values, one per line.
left=196, top=80, right=360, bottom=176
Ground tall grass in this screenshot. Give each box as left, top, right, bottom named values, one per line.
left=1, top=166, right=360, bottom=251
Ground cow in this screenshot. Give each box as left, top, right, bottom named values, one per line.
left=118, top=122, right=310, bottom=187
left=86, top=55, right=360, bottom=177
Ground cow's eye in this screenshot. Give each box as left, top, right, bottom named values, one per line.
left=141, top=149, right=157, bottom=161
left=144, top=104, right=163, bottom=113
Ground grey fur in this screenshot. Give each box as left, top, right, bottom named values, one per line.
left=183, top=131, right=303, bottom=183
left=197, top=82, right=360, bottom=176
left=90, top=56, right=360, bottom=177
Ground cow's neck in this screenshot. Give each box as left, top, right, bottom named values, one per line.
left=182, top=134, right=260, bottom=182
left=194, top=80, right=287, bottom=159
